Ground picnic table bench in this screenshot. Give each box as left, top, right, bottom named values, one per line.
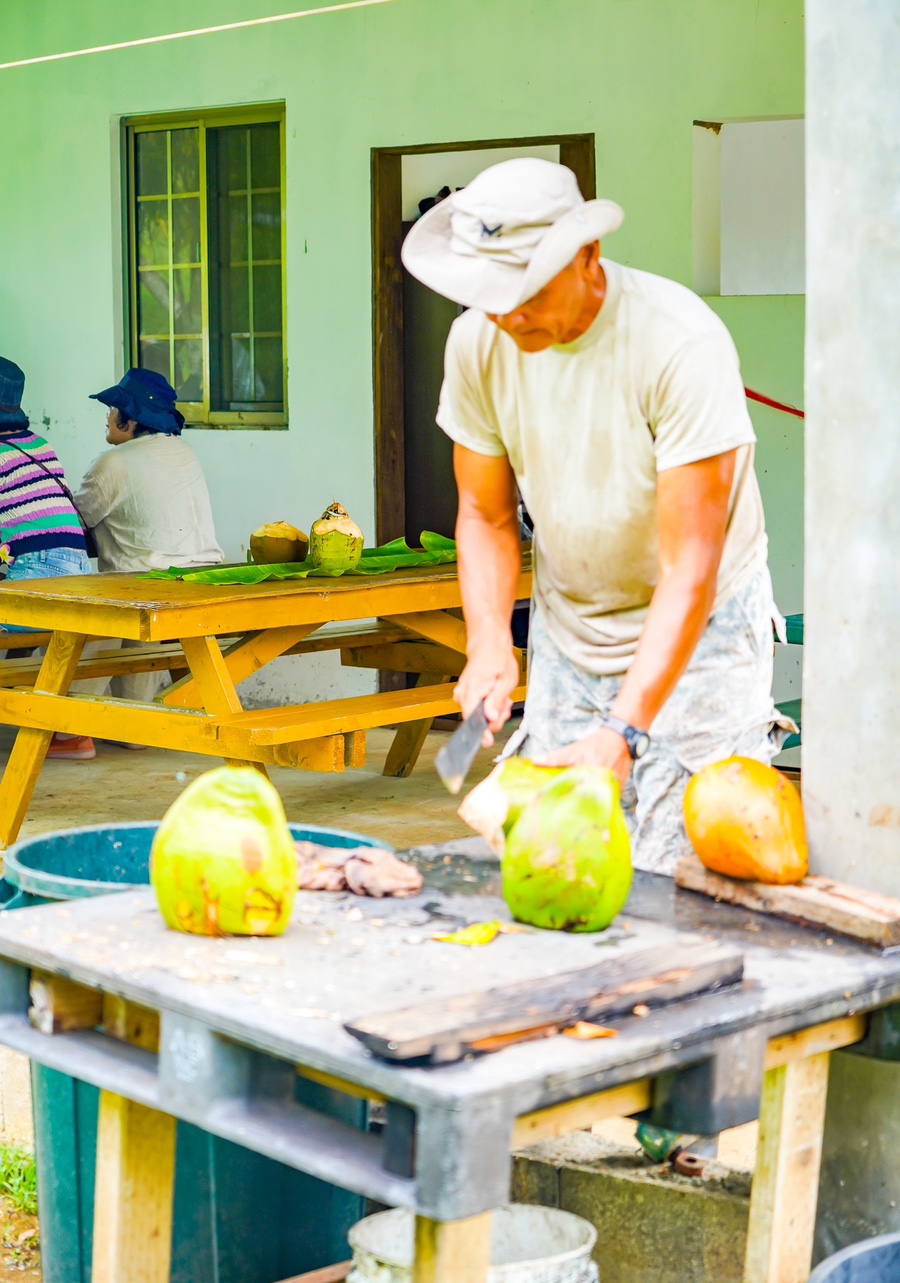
left=0, top=561, right=531, bottom=848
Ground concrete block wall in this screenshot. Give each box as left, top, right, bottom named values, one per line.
left=513, top=1133, right=750, bottom=1283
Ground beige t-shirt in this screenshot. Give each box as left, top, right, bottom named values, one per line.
left=75, top=433, right=224, bottom=573
left=436, top=259, right=768, bottom=675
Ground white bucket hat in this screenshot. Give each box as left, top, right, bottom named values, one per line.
left=401, top=157, right=624, bottom=315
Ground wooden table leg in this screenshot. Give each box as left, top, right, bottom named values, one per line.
left=163, top=625, right=319, bottom=709
left=383, top=674, right=453, bottom=778
left=743, top=1051, right=831, bottom=1283
left=91, top=995, right=173, bottom=1283
left=92, top=1090, right=177, bottom=1283
left=0, top=631, right=86, bottom=848
left=413, top=1212, right=493, bottom=1283
left=180, top=635, right=269, bottom=775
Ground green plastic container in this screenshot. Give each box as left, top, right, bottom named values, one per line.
left=2, top=820, right=385, bottom=1283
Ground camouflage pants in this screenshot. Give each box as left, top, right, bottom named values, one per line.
left=511, top=568, right=793, bottom=876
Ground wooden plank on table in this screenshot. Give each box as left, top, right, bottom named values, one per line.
left=676, top=853, right=900, bottom=947
left=414, top=1213, right=493, bottom=1283
left=743, top=1053, right=831, bottom=1283
left=29, top=972, right=103, bottom=1035
left=345, top=940, right=744, bottom=1064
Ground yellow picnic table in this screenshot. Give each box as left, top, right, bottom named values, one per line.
left=0, top=560, right=531, bottom=848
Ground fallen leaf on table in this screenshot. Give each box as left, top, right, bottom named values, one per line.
left=563, top=1021, right=619, bottom=1040
left=432, top=921, right=502, bottom=947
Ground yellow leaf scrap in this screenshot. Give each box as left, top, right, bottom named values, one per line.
left=432, top=921, right=502, bottom=947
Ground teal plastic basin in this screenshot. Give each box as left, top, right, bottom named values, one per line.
left=5, top=819, right=388, bottom=900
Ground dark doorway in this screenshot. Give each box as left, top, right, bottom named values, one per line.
left=372, top=134, right=596, bottom=544
left=401, top=226, right=461, bottom=542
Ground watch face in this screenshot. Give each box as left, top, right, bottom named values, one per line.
left=632, top=730, right=651, bottom=759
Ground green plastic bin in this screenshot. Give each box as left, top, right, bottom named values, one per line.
left=2, top=820, right=385, bottom=1283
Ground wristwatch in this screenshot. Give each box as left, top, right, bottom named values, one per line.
left=603, top=716, right=651, bottom=760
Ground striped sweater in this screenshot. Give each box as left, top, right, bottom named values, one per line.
left=0, top=428, right=86, bottom=555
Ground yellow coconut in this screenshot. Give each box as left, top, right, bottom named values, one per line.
left=684, top=756, right=808, bottom=884
left=249, top=520, right=309, bottom=565
left=309, top=502, right=364, bottom=571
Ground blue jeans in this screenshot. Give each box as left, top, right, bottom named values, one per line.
left=1, top=547, right=93, bottom=634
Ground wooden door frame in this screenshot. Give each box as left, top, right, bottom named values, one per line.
left=371, top=133, right=596, bottom=543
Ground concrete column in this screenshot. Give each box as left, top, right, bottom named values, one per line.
left=804, top=1, right=900, bottom=886
left=806, top=1, right=900, bottom=1261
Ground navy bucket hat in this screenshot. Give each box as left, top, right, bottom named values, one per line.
left=90, top=368, right=185, bottom=436
left=0, top=356, right=29, bottom=428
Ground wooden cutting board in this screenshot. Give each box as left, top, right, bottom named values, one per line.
left=676, top=853, right=900, bottom=949
left=345, top=938, right=743, bottom=1063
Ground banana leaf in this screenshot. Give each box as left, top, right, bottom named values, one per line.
left=144, top=532, right=457, bottom=585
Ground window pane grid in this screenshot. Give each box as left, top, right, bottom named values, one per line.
left=207, top=119, right=284, bottom=412
left=128, top=112, right=285, bottom=425
left=133, top=127, right=204, bottom=405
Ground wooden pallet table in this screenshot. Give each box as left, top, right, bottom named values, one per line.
left=0, top=561, right=530, bottom=847
left=1, top=861, right=900, bottom=1281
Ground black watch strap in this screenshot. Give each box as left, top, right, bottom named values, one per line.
left=603, top=716, right=651, bottom=760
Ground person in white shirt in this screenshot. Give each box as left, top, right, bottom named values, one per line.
left=76, top=368, right=223, bottom=707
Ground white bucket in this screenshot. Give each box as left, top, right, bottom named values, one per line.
left=347, top=1205, right=599, bottom=1283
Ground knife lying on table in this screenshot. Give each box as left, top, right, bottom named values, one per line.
left=435, top=700, right=489, bottom=794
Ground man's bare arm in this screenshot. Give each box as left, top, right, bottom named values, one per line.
left=453, top=443, right=522, bottom=739
left=542, top=449, right=737, bottom=781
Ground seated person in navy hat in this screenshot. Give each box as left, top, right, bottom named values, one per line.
left=0, top=355, right=102, bottom=761
left=75, top=368, right=223, bottom=708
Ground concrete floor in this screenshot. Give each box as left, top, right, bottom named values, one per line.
left=0, top=721, right=516, bottom=852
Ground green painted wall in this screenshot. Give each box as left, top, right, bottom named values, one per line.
left=0, top=0, right=805, bottom=701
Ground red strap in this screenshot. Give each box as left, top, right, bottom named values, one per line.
left=744, top=387, right=805, bottom=419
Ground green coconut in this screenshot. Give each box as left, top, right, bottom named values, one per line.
left=150, top=765, right=297, bottom=937
left=501, top=767, right=633, bottom=932
left=458, top=757, right=567, bottom=855
left=309, top=502, right=364, bottom=572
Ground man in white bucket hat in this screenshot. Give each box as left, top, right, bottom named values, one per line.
left=403, top=158, right=793, bottom=875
